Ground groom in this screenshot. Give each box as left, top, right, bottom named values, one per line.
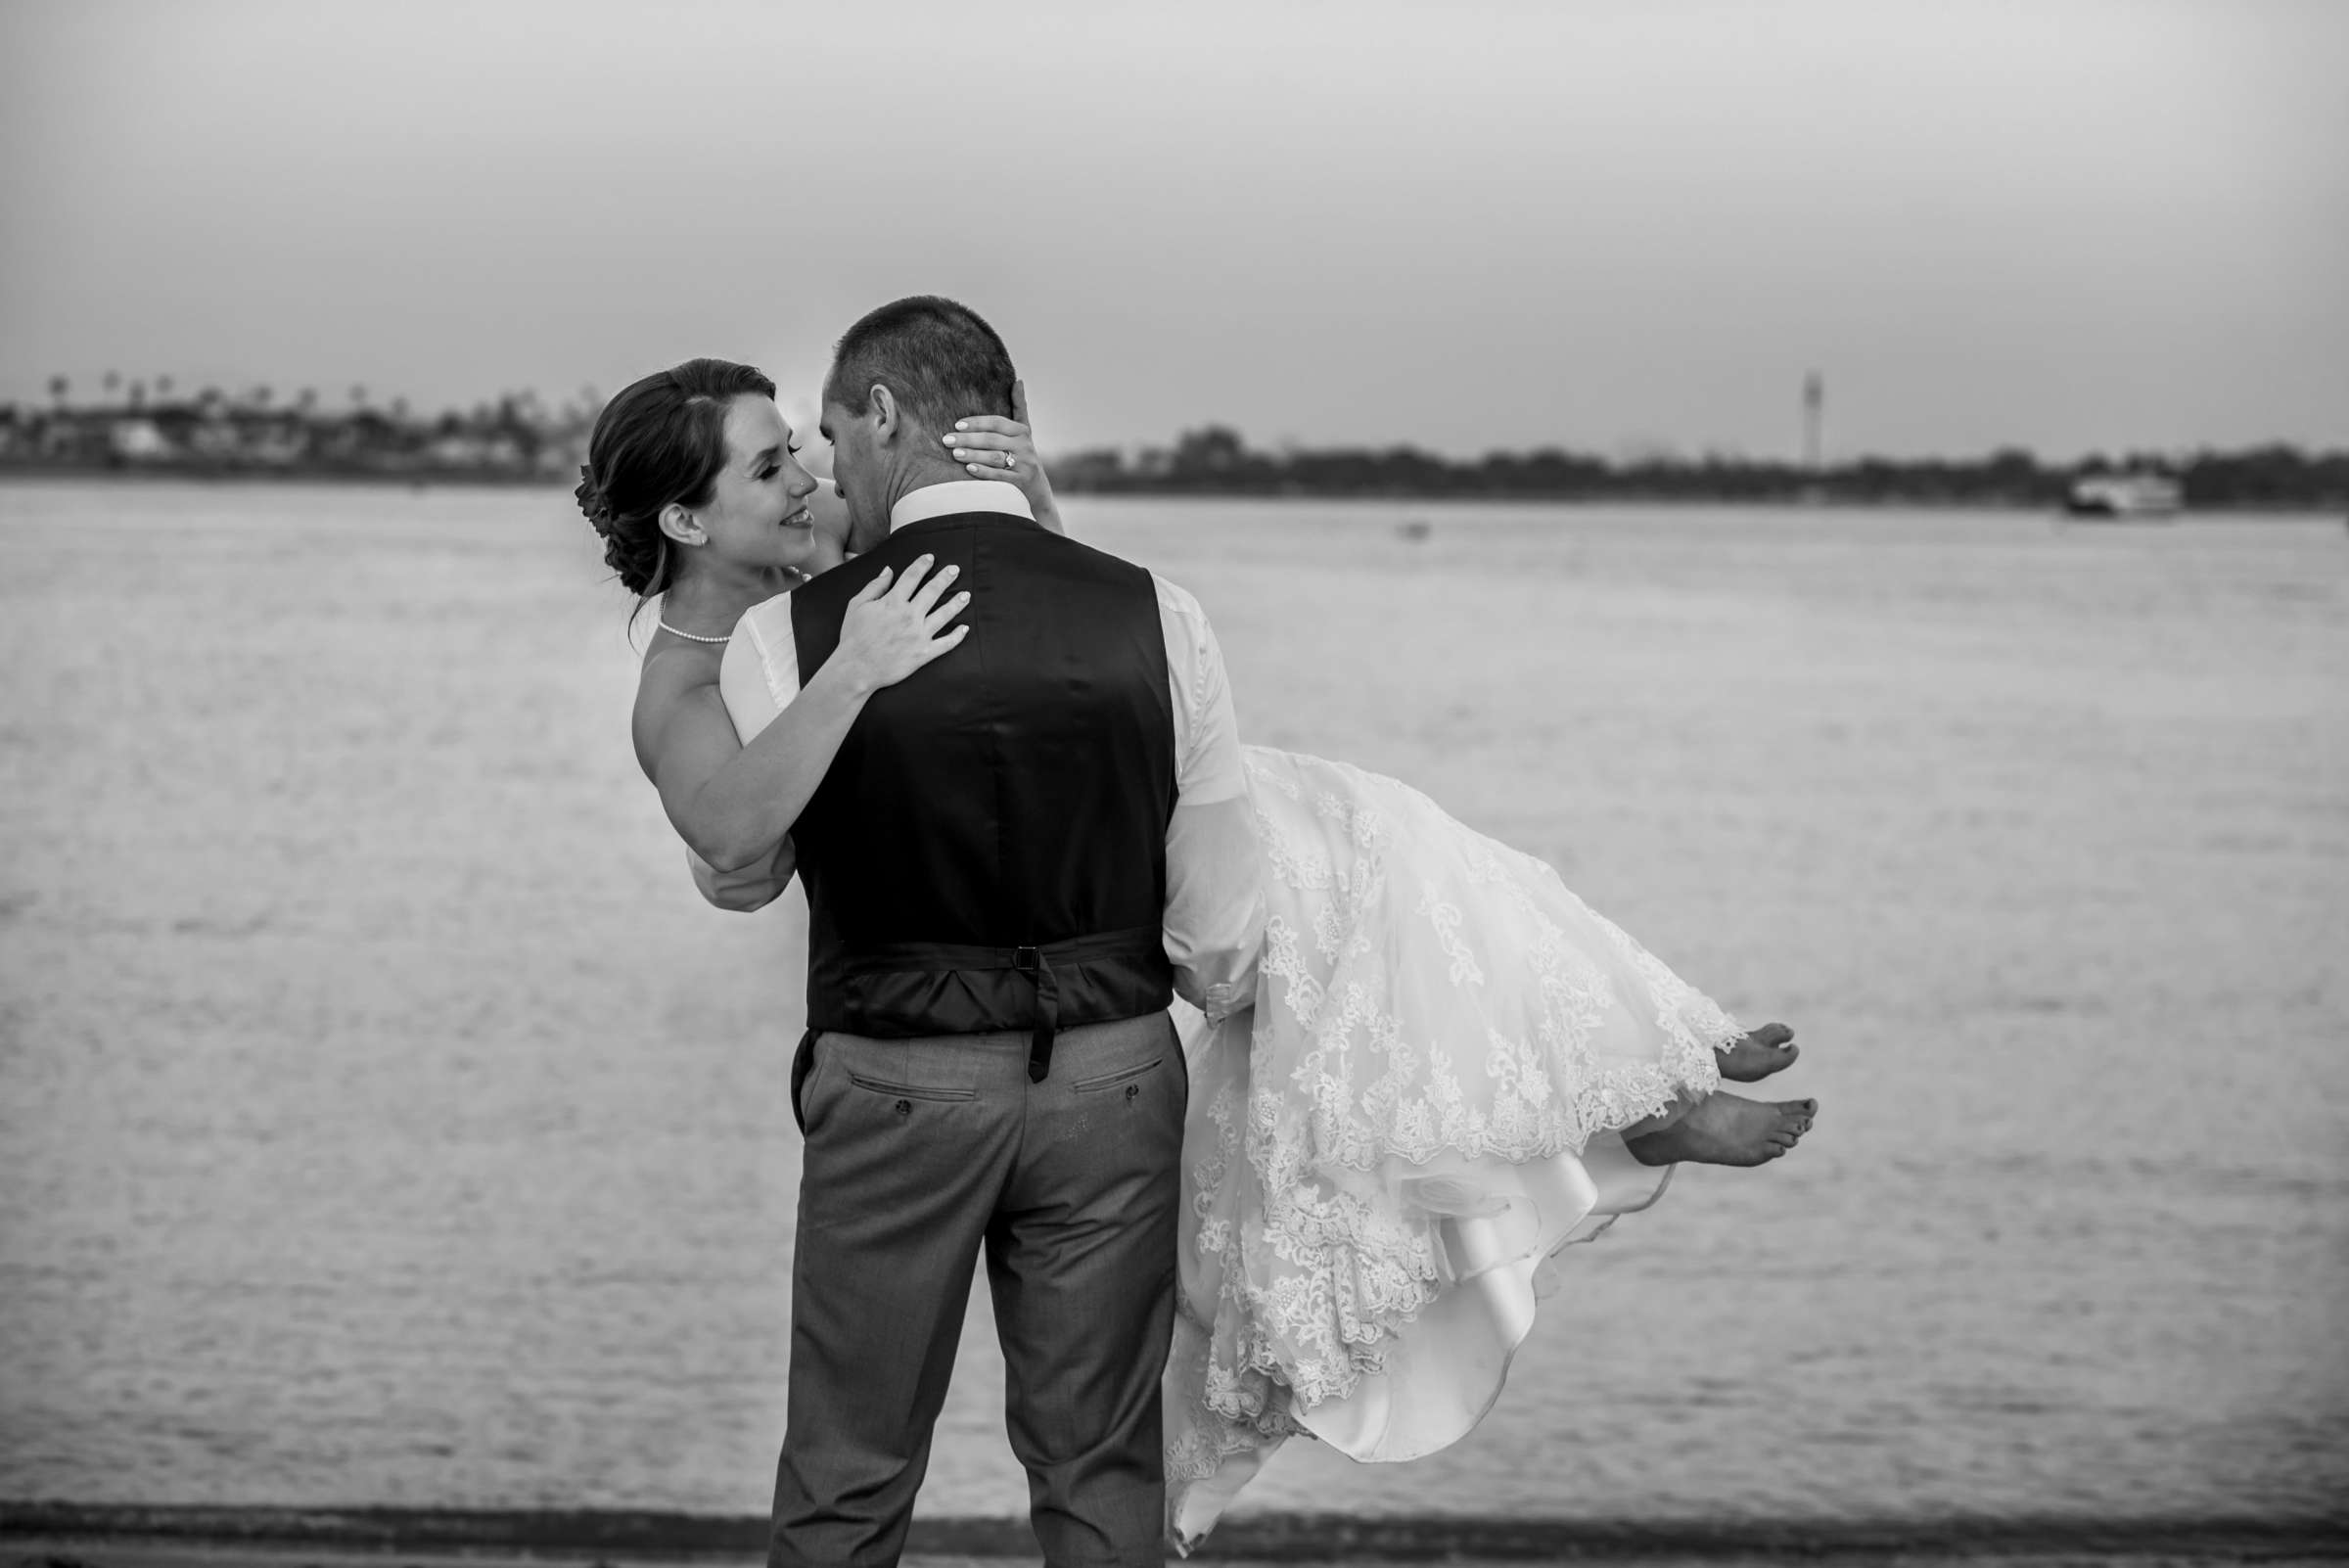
left=700, top=297, right=1259, bottom=1568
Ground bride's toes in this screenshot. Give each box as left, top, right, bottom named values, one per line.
left=1717, top=1023, right=1800, bottom=1084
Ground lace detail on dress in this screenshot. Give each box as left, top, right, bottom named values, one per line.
left=1419, top=891, right=1485, bottom=988
left=1181, top=747, right=1742, bottom=1453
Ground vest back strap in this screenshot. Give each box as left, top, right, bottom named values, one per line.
left=839, top=924, right=1165, bottom=1083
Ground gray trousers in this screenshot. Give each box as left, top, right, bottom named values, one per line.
left=771, top=1011, right=1186, bottom=1568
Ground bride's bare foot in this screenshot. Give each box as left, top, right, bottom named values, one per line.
left=1717, top=1022, right=1799, bottom=1083
left=1625, top=1091, right=1816, bottom=1167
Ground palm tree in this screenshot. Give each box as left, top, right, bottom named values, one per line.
left=48, top=375, right=69, bottom=410
left=102, top=370, right=121, bottom=403
left=129, top=381, right=147, bottom=409
left=349, top=384, right=369, bottom=410
left=296, top=388, right=319, bottom=415
left=157, top=375, right=175, bottom=403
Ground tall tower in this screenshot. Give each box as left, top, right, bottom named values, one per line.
left=1802, top=371, right=1824, bottom=473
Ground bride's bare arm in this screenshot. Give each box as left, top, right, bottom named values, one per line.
left=693, top=838, right=798, bottom=912
left=945, top=379, right=1066, bottom=534
left=631, top=557, right=969, bottom=871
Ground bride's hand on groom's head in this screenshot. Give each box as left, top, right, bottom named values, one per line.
left=831, top=553, right=974, bottom=696
left=946, top=379, right=1062, bottom=533
left=945, top=377, right=1034, bottom=477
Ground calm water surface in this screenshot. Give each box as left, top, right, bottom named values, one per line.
left=1, top=482, right=2343, bottom=1523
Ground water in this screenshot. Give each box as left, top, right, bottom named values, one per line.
left=1, top=482, right=2344, bottom=1525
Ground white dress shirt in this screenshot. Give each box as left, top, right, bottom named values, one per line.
left=706, top=480, right=1263, bottom=1020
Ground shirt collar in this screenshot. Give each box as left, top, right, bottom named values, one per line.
left=889, top=479, right=1036, bottom=532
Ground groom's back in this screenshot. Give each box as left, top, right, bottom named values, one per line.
left=787, top=510, right=1177, bottom=1049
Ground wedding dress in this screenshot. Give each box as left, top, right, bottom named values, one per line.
left=1163, top=745, right=1745, bottom=1548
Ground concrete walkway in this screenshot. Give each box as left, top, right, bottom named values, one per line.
left=4, top=1505, right=2343, bottom=1567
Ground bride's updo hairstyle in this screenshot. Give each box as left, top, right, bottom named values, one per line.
left=576, top=357, right=778, bottom=603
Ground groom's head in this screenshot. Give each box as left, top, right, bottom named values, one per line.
left=821, top=296, right=1016, bottom=550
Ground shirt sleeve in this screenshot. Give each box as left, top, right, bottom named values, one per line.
left=1155, top=576, right=1263, bottom=1018
left=1156, top=575, right=1247, bottom=805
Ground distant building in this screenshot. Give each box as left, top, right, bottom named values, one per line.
left=108, top=418, right=176, bottom=462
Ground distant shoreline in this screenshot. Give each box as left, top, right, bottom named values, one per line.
left=0, top=462, right=554, bottom=490
left=5, top=1502, right=2345, bottom=1563
left=1, top=467, right=2342, bottom=517
left=10, top=397, right=2345, bottom=509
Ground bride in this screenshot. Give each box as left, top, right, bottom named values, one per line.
left=583, top=357, right=1818, bottom=1550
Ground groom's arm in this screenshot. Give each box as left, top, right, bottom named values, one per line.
left=1158, top=580, right=1263, bottom=1019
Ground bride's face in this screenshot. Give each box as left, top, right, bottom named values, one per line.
left=692, top=395, right=842, bottom=576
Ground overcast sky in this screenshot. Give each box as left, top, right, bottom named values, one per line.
left=2, top=0, right=2342, bottom=459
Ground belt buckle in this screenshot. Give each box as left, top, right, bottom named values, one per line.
left=1012, top=945, right=1042, bottom=974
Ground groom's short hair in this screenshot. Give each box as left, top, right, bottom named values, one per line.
left=824, top=296, right=1015, bottom=433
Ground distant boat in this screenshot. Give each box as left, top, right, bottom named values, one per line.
left=2064, top=472, right=2183, bottom=518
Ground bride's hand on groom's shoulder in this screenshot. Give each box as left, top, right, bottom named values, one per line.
left=830, top=554, right=974, bottom=697
left=946, top=379, right=1065, bottom=534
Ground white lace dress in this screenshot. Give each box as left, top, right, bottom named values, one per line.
left=1164, top=746, right=1746, bottom=1548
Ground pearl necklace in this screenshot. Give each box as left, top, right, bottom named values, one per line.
left=657, top=620, right=731, bottom=645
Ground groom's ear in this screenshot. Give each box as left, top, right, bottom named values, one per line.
left=866, top=384, right=901, bottom=445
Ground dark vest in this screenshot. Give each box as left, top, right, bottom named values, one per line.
left=787, top=510, right=1176, bottom=1101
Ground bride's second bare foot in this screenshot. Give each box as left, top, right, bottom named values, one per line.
left=1625, top=1091, right=1816, bottom=1167
left=1717, top=1022, right=1799, bottom=1083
